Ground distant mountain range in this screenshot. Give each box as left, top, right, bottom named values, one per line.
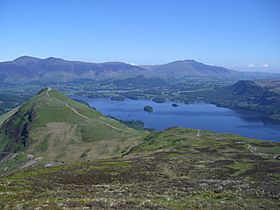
left=0, top=56, right=279, bottom=83
left=140, top=59, right=236, bottom=77
left=0, top=56, right=146, bottom=83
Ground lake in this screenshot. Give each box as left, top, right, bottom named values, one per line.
left=72, top=96, right=280, bottom=141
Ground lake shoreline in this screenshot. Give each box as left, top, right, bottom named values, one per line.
left=71, top=95, right=280, bottom=142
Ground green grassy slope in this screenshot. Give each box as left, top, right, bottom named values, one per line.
left=0, top=107, right=19, bottom=126
left=0, top=127, right=279, bottom=209
left=126, top=127, right=280, bottom=158
left=0, top=88, right=146, bottom=163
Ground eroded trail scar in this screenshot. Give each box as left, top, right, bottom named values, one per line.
left=46, top=88, right=123, bottom=132
left=64, top=103, right=122, bottom=131
left=46, top=87, right=51, bottom=97
left=65, top=103, right=90, bottom=120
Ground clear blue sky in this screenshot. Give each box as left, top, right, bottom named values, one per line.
left=1, top=0, right=279, bottom=71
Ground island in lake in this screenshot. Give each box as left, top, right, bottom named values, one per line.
left=144, top=105, right=153, bottom=112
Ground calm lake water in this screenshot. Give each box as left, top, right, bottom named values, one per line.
left=72, top=96, right=280, bottom=141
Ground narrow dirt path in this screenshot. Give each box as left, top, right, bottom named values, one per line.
left=46, top=87, right=51, bottom=97
left=64, top=103, right=122, bottom=132
left=0, top=153, right=18, bottom=164
left=65, top=103, right=91, bottom=120
left=197, top=130, right=201, bottom=137
left=46, top=87, right=123, bottom=132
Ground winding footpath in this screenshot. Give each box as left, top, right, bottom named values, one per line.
left=45, top=88, right=122, bottom=132
left=46, top=87, right=51, bottom=97
left=64, top=103, right=122, bottom=131
left=64, top=103, right=90, bottom=120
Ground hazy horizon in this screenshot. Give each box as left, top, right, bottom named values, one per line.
left=1, top=0, right=280, bottom=72
left=1, top=55, right=280, bottom=73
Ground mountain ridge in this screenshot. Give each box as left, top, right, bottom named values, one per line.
left=0, top=56, right=147, bottom=83
left=1, top=56, right=280, bottom=83
left=0, top=88, right=145, bottom=165
left=151, top=59, right=237, bottom=78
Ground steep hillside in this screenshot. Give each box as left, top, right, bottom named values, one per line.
left=0, top=88, right=145, bottom=164
left=230, top=80, right=270, bottom=96
left=229, top=80, right=280, bottom=118
left=256, top=80, right=280, bottom=94
left=192, top=80, right=280, bottom=119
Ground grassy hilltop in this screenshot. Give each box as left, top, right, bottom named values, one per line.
left=0, top=89, right=280, bottom=209
left=0, top=88, right=145, bottom=166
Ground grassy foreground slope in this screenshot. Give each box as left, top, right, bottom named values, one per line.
left=0, top=128, right=279, bottom=209
left=0, top=88, right=146, bottom=165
